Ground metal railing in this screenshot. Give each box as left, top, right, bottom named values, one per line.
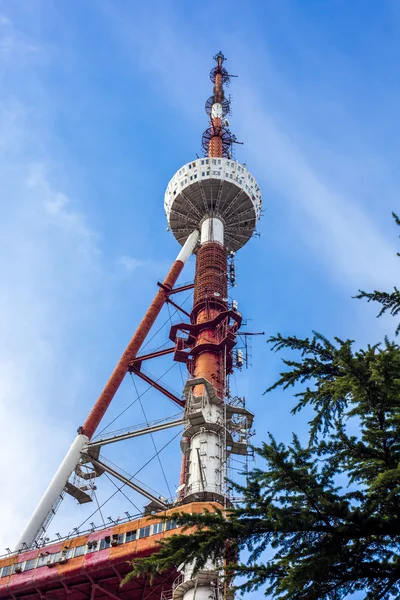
left=91, top=413, right=184, bottom=443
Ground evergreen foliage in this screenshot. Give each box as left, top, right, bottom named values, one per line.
left=356, top=213, right=400, bottom=334
left=124, top=217, right=400, bottom=599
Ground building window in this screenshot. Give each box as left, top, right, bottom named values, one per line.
left=194, top=174, right=197, bottom=179
left=37, top=555, right=47, bottom=567
left=138, top=526, right=151, bottom=539
left=152, top=522, right=163, bottom=534
left=46, top=553, right=60, bottom=566
left=99, top=537, right=111, bottom=550
left=12, top=563, right=24, bottom=574
left=125, top=530, right=136, bottom=542
left=24, top=559, right=37, bottom=571
left=166, top=520, right=177, bottom=531
left=188, top=164, right=192, bottom=169
left=1, top=565, right=11, bottom=577
left=74, top=545, right=86, bottom=557
left=201, top=160, right=204, bottom=165
left=86, top=540, right=98, bottom=553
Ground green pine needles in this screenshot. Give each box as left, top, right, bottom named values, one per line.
left=124, top=214, right=400, bottom=599
left=356, top=213, right=400, bottom=335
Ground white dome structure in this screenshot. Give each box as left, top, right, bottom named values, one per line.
left=165, top=157, right=262, bottom=252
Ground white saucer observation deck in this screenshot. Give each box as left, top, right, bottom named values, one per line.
left=164, top=157, right=262, bottom=252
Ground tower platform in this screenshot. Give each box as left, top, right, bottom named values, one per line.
left=164, top=158, right=262, bottom=252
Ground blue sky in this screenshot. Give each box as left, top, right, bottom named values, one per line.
left=1, top=0, right=400, bottom=596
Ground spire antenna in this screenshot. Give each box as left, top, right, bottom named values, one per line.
left=203, top=51, right=239, bottom=159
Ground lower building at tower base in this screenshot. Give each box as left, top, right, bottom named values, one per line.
left=0, top=502, right=222, bottom=600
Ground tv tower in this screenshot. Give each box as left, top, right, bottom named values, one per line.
left=0, top=53, right=262, bottom=600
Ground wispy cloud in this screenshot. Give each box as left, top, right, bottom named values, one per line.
left=237, top=88, right=399, bottom=291
left=0, top=5, right=184, bottom=550
left=0, top=10, right=40, bottom=65
left=28, top=163, right=99, bottom=261
left=102, top=1, right=399, bottom=294
left=0, top=13, right=103, bottom=550
left=117, top=254, right=166, bottom=273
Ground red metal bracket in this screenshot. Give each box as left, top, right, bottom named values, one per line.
left=130, top=347, right=175, bottom=366
left=169, top=309, right=242, bottom=343
left=165, top=297, right=191, bottom=318
left=159, top=282, right=195, bottom=295
left=129, top=366, right=185, bottom=408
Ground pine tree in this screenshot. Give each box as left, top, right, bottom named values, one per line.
left=124, top=216, right=400, bottom=600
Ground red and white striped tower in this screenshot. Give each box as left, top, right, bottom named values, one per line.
left=165, top=51, right=261, bottom=600
left=1, top=53, right=262, bottom=600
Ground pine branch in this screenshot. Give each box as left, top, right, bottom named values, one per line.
left=355, top=211, right=400, bottom=333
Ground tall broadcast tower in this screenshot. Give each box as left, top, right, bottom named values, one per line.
left=0, top=53, right=262, bottom=600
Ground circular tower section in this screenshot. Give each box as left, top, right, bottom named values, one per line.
left=164, top=157, right=262, bottom=253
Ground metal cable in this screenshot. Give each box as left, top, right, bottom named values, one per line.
left=96, top=290, right=193, bottom=436
left=71, top=430, right=181, bottom=533
left=97, top=361, right=178, bottom=436
left=73, top=289, right=193, bottom=531
left=132, top=375, right=173, bottom=498
left=93, top=490, right=106, bottom=528
left=141, top=290, right=193, bottom=351
left=103, top=472, right=141, bottom=513
left=166, top=301, right=186, bottom=388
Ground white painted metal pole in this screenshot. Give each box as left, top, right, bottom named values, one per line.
left=176, top=229, right=199, bottom=263
left=13, top=433, right=88, bottom=551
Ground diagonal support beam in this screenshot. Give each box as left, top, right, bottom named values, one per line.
left=131, top=347, right=175, bottom=364
left=89, top=458, right=168, bottom=509
left=60, top=582, right=72, bottom=595
left=166, top=297, right=191, bottom=318
left=130, top=367, right=185, bottom=407
left=87, top=417, right=185, bottom=449
left=168, top=283, right=194, bottom=295
left=95, top=584, right=122, bottom=600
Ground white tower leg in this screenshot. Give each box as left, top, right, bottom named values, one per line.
left=13, top=433, right=88, bottom=551
left=14, top=230, right=199, bottom=552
